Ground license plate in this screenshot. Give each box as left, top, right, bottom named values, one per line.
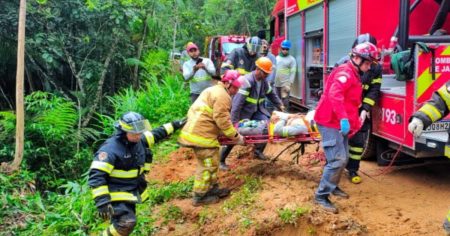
left=423, top=121, right=450, bottom=132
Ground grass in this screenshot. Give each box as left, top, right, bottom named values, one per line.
left=222, top=176, right=262, bottom=213
left=277, top=206, right=309, bottom=226
left=159, top=204, right=184, bottom=225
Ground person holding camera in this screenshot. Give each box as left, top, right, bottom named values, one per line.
left=183, top=43, right=216, bottom=103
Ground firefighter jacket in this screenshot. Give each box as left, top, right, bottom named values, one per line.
left=314, top=61, right=362, bottom=136
left=411, top=82, right=450, bottom=128
left=231, top=72, right=283, bottom=124
left=220, top=46, right=259, bottom=75
left=178, top=82, right=239, bottom=148
left=335, top=55, right=382, bottom=111
left=183, top=57, right=216, bottom=94
left=88, top=123, right=176, bottom=207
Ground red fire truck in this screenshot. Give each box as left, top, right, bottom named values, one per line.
left=205, top=35, right=247, bottom=76
left=269, top=0, right=450, bottom=164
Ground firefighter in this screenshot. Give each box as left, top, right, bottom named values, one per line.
left=335, top=33, right=382, bottom=184
left=183, top=42, right=216, bottom=103
left=261, top=39, right=278, bottom=114
left=274, top=40, right=297, bottom=110
left=178, top=70, right=245, bottom=206
left=407, top=82, right=450, bottom=235
left=88, top=112, right=185, bottom=235
left=219, top=57, right=284, bottom=171
left=314, top=42, right=379, bottom=213
left=220, top=36, right=262, bottom=75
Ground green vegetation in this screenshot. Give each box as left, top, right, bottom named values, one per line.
left=278, top=206, right=309, bottom=226
left=222, top=176, right=262, bottom=213
left=0, top=0, right=275, bottom=234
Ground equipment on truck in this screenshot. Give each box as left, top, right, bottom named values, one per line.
left=269, top=0, right=450, bottom=165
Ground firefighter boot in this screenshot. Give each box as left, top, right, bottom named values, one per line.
left=348, top=171, right=362, bottom=184
left=332, top=187, right=350, bottom=199
left=192, top=193, right=219, bottom=207
left=207, top=184, right=230, bottom=198
left=314, top=195, right=338, bottom=214
left=254, top=149, right=267, bottom=160
left=219, top=162, right=230, bottom=171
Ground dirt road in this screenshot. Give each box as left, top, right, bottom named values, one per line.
left=148, top=143, right=450, bottom=235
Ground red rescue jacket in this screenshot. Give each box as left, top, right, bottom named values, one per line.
left=314, top=61, right=362, bottom=136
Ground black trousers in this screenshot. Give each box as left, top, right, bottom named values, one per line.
left=105, top=202, right=137, bottom=236
left=346, top=119, right=370, bottom=173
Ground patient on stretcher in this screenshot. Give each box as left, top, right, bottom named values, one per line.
left=236, top=111, right=316, bottom=137
left=271, top=111, right=315, bottom=137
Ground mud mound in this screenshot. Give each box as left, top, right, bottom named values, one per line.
left=147, top=143, right=450, bottom=235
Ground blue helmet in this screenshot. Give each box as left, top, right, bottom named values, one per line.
left=281, top=40, right=291, bottom=49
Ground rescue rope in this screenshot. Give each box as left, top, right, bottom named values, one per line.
left=360, top=143, right=404, bottom=178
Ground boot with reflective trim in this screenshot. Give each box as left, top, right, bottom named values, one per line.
left=192, top=193, right=219, bottom=207
left=349, top=171, right=362, bottom=184
left=314, top=195, right=338, bottom=214
left=207, top=184, right=230, bottom=198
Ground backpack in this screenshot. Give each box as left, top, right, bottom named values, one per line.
left=390, top=42, right=432, bottom=81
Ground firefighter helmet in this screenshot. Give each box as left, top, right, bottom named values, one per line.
left=255, top=57, right=273, bottom=74
left=115, top=112, right=151, bottom=134
left=352, top=33, right=377, bottom=48
left=281, top=40, right=292, bottom=49
left=351, top=42, right=379, bottom=62
left=246, top=36, right=262, bottom=54
left=222, top=70, right=243, bottom=88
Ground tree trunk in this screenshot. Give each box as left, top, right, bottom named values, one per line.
left=2, top=0, right=26, bottom=173
left=132, top=15, right=148, bottom=89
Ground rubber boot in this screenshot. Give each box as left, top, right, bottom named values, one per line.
left=349, top=171, right=362, bottom=184
left=219, top=162, right=230, bottom=171
left=207, top=184, right=230, bottom=198
left=314, top=195, right=338, bottom=213
left=192, top=193, right=219, bottom=207
left=254, top=149, right=267, bottom=160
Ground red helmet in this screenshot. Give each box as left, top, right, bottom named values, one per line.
left=222, top=70, right=243, bottom=88
left=352, top=42, right=380, bottom=62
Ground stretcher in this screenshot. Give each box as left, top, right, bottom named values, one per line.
left=218, top=132, right=321, bottom=164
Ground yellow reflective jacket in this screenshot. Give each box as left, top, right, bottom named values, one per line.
left=179, top=82, right=238, bottom=148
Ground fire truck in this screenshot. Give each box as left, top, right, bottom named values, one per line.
left=205, top=35, right=247, bottom=76
left=269, top=0, right=450, bottom=164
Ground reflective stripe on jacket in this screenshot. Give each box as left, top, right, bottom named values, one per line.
left=88, top=123, right=174, bottom=207
left=231, top=72, right=283, bottom=124
left=220, top=47, right=259, bottom=75
left=412, top=82, right=450, bottom=128
left=178, top=83, right=238, bottom=148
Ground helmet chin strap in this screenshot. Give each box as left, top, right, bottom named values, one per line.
left=351, top=57, right=367, bottom=75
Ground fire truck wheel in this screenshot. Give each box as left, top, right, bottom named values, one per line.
left=360, top=126, right=376, bottom=160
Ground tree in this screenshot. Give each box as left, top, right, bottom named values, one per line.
left=1, top=0, right=26, bottom=172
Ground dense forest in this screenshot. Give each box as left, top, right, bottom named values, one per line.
left=0, top=0, right=275, bottom=234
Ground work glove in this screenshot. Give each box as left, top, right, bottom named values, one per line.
left=172, top=118, right=187, bottom=130
left=340, top=118, right=350, bottom=136
left=98, top=203, right=114, bottom=221
left=279, top=105, right=286, bottom=112
left=360, top=110, right=369, bottom=124
left=236, top=134, right=245, bottom=145
left=408, top=117, right=424, bottom=137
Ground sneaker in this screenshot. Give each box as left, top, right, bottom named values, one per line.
left=332, top=187, right=349, bottom=199
left=254, top=150, right=267, bottom=160
left=314, top=195, right=338, bottom=213
left=207, top=184, right=230, bottom=198
left=349, top=171, right=362, bottom=184
left=192, top=193, right=219, bottom=207
left=219, top=162, right=230, bottom=171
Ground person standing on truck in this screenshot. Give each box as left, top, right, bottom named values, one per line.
left=261, top=39, right=278, bottom=114
left=407, top=82, right=450, bottom=235
left=219, top=57, right=284, bottom=170
left=429, top=0, right=450, bottom=36
left=220, top=36, right=262, bottom=75
left=335, top=33, right=382, bottom=184
left=183, top=42, right=216, bottom=103
left=314, top=42, right=379, bottom=213
left=274, top=40, right=297, bottom=110
left=179, top=70, right=245, bottom=206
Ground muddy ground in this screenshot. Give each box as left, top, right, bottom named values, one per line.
left=147, top=142, right=450, bottom=236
